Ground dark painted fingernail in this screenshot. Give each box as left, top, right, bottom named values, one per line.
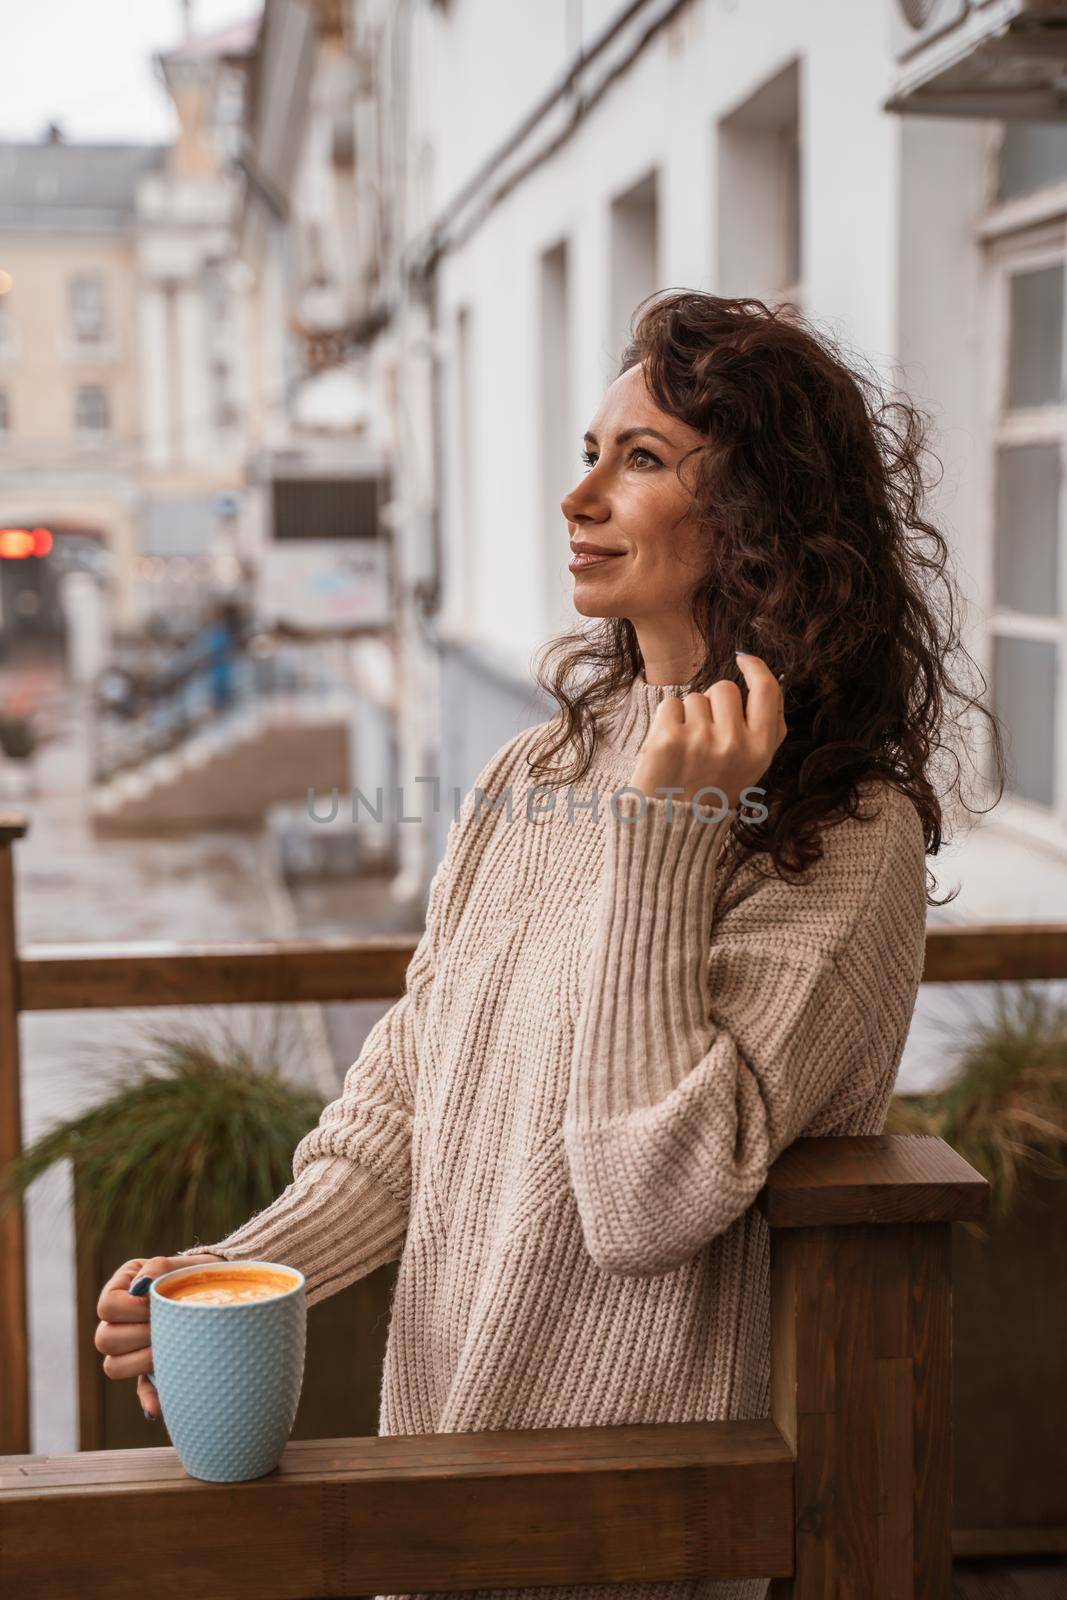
left=142, top=1406, right=158, bottom=1422
left=129, top=1276, right=153, bottom=1296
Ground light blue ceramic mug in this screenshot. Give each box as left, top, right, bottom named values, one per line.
left=148, top=1260, right=307, bottom=1483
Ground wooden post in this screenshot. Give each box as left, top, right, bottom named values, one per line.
left=0, top=813, right=29, bottom=1455
left=761, top=1135, right=989, bottom=1599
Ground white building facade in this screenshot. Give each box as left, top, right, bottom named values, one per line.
left=369, top=0, right=1067, bottom=1083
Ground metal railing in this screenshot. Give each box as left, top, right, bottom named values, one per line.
left=89, top=632, right=347, bottom=785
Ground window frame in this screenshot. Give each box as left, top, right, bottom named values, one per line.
left=982, top=209, right=1067, bottom=847
left=68, top=272, right=107, bottom=345
left=74, top=383, right=111, bottom=437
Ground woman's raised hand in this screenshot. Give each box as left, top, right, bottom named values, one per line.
left=630, top=652, right=787, bottom=815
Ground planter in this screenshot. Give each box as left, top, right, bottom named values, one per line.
left=73, top=1165, right=399, bottom=1451
left=950, top=1169, right=1067, bottom=1556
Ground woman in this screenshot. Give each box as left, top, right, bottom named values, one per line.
left=94, top=291, right=1004, bottom=1600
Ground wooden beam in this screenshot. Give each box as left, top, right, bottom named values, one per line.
left=14, top=921, right=1067, bottom=1016
left=921, top=922, right=1067, bottom=983
left=0, top=1420, right=795, bottom=1598
left=0, top=832, right=28, bottom=1454
left=768, top=1220, right=954, bottom=1598
left=18, top=937, right=416, bottom=1012
left=758, top=1135, right=990, bottom=1228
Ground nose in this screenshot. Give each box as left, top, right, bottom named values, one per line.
left=560, top=472, right=608, bottom=528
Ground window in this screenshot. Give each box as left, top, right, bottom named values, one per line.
left=988, top=248, right=1067, bottom=815
left=75, top=384, right=109, bottom=433
left=998, top=124, right=1067, bottom=203
left=203, top=260, right=229, bottom=325
left=69, top=273, right=106, bottom=345
left=717, top=59, right=803, bottom=308
left=453, top=304, right=475, bottom=629
left=211, top=357, right=238, bottom=430
left=539, top=241, right=573, bottom=635
left=271, top=477, right=387, bottom=541
left=0, top=301, right=16, bottom=361
left=609, top=171, right=659, bottom=369
left=982, top=124, right=1067, bottom=826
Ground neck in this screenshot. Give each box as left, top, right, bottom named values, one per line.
left=631, top=630, right=703, bottom=689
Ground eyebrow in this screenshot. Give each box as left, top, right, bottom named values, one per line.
left=583, top=426, right=674, bottom=449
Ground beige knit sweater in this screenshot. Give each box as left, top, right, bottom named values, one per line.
left=190, top=670, right=929, bottom=1600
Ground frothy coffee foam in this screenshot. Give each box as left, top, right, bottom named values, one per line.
left=160, top=1267, right=298, bottom=1305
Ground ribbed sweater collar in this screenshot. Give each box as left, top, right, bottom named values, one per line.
left=601, top=669, right=692, bottom=759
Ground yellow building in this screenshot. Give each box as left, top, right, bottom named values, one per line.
left=0, top=133, right=161, bottom=643
left=0, top=19, right=258, bottom=662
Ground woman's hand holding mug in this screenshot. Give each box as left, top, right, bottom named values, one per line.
left=95, top=1253, right=224, bottom=1420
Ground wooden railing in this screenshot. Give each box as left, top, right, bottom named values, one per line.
left=0, top=813, right=1010, bottom=1596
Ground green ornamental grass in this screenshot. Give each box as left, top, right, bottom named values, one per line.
left=0, top=1010, right=326, bottom=1253
left=885, top=979, right=1067, bottom=1221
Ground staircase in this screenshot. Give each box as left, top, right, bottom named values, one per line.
left=91, top=697, right=350, bottom=837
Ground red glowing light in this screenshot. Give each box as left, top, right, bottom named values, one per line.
left=0, top=529, right=33, bottom=559
left=0, top=526, right=53, bottom=558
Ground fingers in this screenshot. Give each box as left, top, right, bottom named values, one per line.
left=95, top=1317, right=150, bottom=1357
left=97, top=1259, right=152, bottom=1324
left=734, top=651, right=785, bottom=744
left=102, top=1345, right=155, bottom=1382
left=97, top=1253, right=225, bottom=1417
left=137, top=1374, right=161, bottom=1421
left=97, top=1252, right=210, bottom=1324
left=132, top=1254, right=182, bottom=1286
left=702, top=679, right=743, bottom=725
left=652, top=692, right=685, bottom=727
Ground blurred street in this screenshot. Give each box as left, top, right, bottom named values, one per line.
left=1, top=642, right=418, bottom=1452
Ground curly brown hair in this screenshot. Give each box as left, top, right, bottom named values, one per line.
left=527, top=289, right=1006, bottom=907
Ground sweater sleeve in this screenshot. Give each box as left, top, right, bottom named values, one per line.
left=180, top=835, right=454, bottom=1308
left=562, top=787, right=926, bottom=1279
left=180, top=726, right=537, bottom=1306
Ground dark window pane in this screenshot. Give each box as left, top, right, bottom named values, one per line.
left=998, top=123, right=1067, bottom=201
left=993, top=634, right=1057, bottom=808
left=1007, top=265, right=1063, bottom=409
left=271, top=478, right=388, bottom=542
left=994, top=444, right=1060, bottom=615
left=75, top=385, right=109, bottom=431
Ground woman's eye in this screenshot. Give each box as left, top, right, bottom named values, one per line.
left=580, top=447, right=661, bottom=470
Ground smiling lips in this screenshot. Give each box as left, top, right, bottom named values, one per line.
left=569, top=542, right=626, bottom=572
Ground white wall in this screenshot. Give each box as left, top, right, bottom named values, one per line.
left=414, top=0, right=905, bottom=676
left=897, top=115, right=993, bottom=618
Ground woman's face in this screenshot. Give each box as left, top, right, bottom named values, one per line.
left=560, top=362, right=709, bottom=634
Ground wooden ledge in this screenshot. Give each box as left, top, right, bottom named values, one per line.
left=18, top=936, right=418, bottom=1010
left=922, top=921, right=1067, bottom=983
left=757, top=1134, right=989, bottom=1227
left=1, top=1420, right=794, bottom=1597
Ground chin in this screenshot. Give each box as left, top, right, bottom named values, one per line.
left=571, top=591, right=628, bottom=620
